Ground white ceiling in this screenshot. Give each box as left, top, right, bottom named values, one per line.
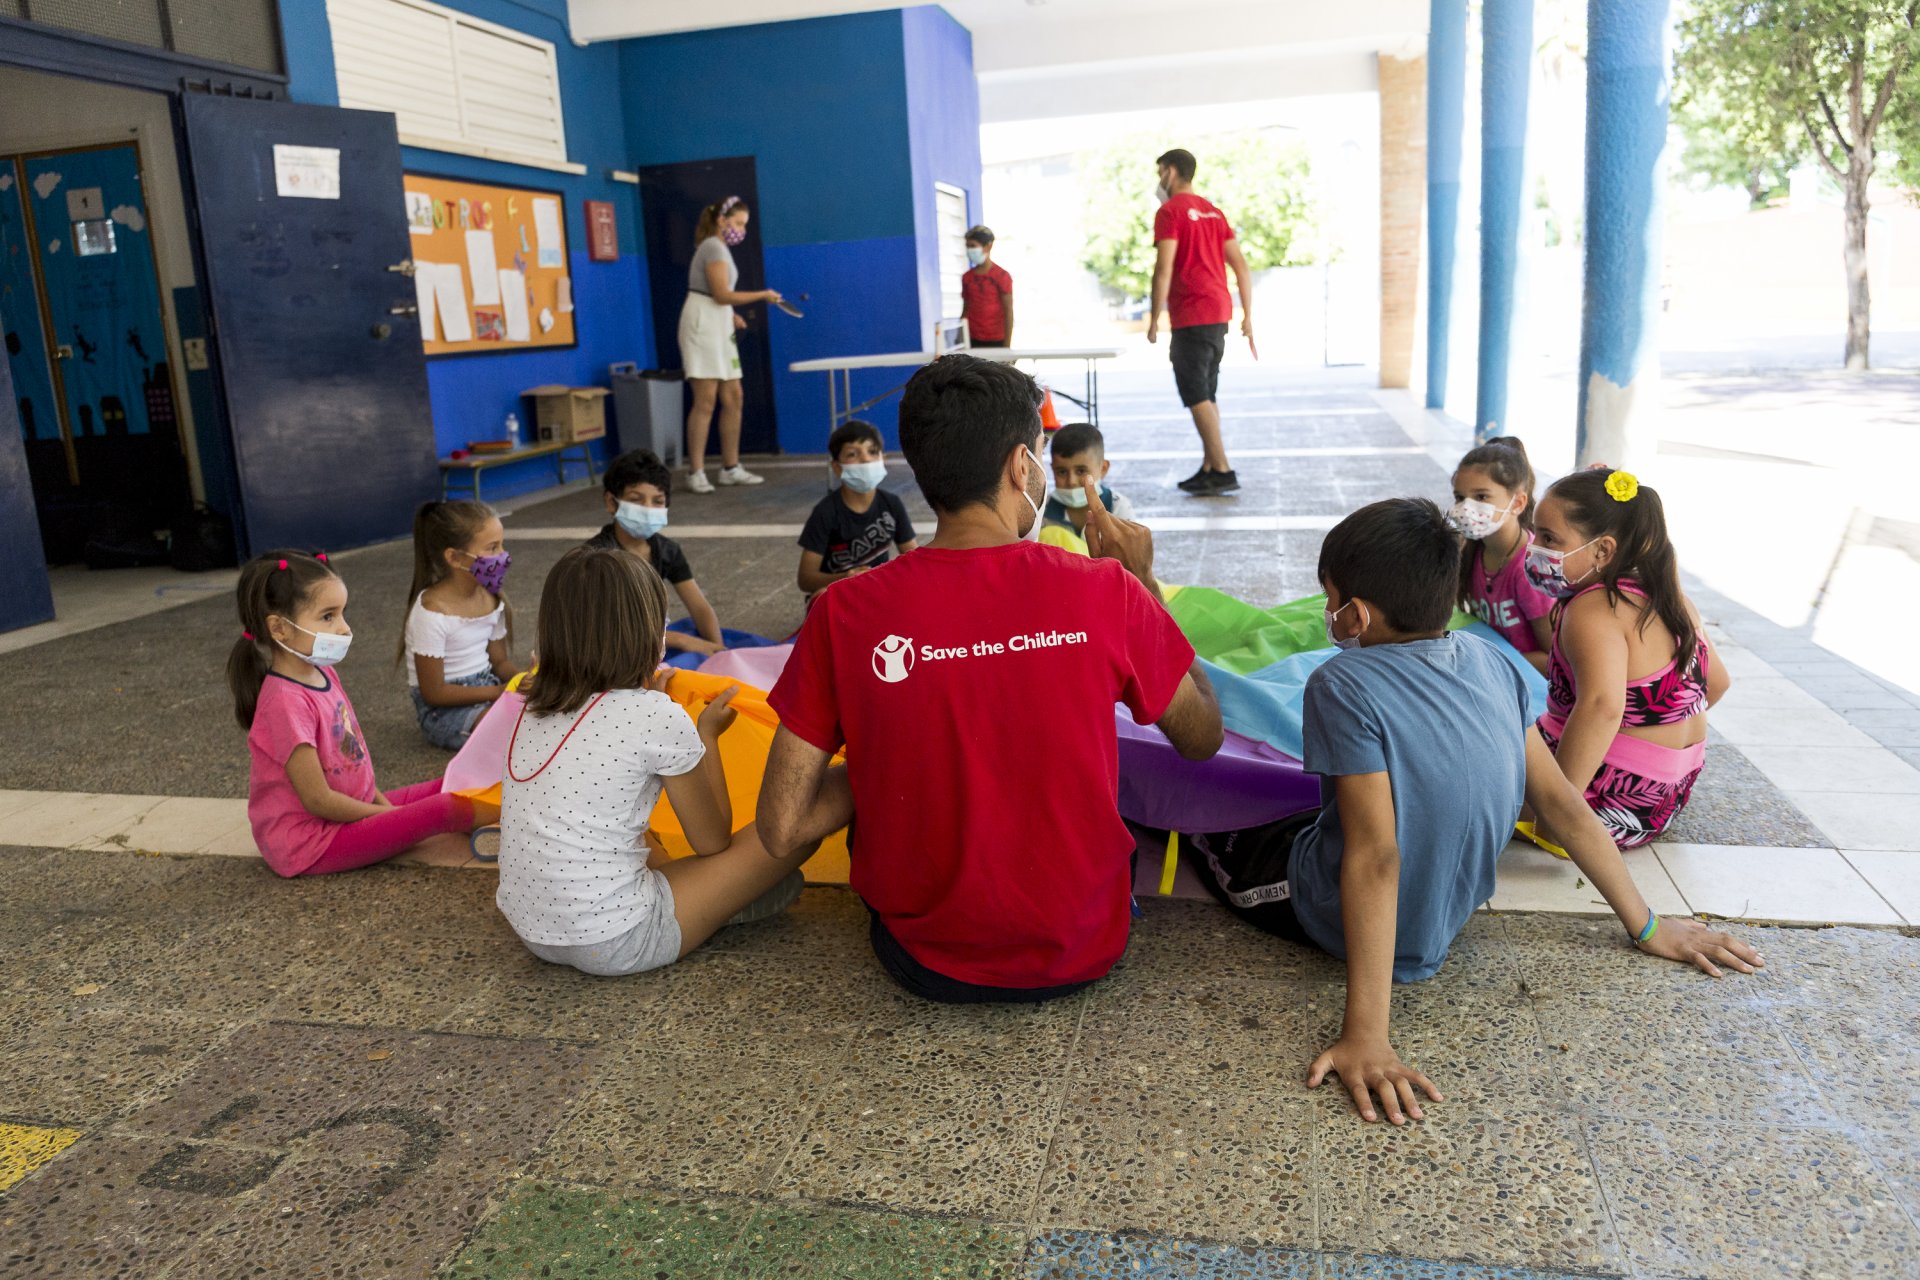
left=566, top=0, right=1428, bottom=119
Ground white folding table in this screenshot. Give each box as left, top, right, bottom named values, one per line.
left=788, top=345, right=1123, bottom=430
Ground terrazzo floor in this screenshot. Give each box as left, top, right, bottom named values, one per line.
left=4, top=368, right=1919, bottom=1275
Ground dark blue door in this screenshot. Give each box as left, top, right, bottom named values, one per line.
left=181, top=95, right=434, bottom=555
left=0, top=344, right=55, bottom=632
left=638, top=157, right=778, bottom=455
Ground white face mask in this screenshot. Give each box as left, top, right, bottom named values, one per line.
left=1446, top=497, right=1513, bottom=542
left=839, top=460, right=886, bottom=493
left=1020, top=446, right=1047, bottom=541
left=1323, top=599, right=1367, bottom=651
left=277, top=619, right=352, bottom=668
left=1052, top=485, right=1089, bottom=510
left=1154, top=180, right=1171, bottom=205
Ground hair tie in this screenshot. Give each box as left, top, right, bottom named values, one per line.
left=276, top=559, right=288, bottom=570
left=1604, top=470, right=1639, bottom=503
left=315, top=552, right=328, bottom=562
left=242, top=630, right=255, bottom=641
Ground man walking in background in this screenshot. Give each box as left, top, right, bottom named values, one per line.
left=1147, top=147, right=1254, bottom=496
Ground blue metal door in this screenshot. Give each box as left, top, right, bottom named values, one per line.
left=5, top=144, right=191, bottom=557
left=180, top=95, right=434, bottom=554
left=0, top=338, right=55, bottom=632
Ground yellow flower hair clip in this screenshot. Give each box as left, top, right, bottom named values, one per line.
left=1605, top=470, right=1639, bottom=503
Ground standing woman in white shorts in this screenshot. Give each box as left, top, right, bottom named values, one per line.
left=679, top=196, right=782, bottom=493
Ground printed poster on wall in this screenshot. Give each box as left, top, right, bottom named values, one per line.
left=405, top=191, right=436, bottom=235
left=273, top=145, right=340, bottom=200
left=532, top=197, right=563, bottom=268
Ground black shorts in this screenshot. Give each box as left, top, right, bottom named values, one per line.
left=1181, top=809, right=1320, bottom=946
left=969, top=338, right=1009, bottom=349
left=868, top=911, right=1099, bottom=1005
left=1169, top=323, right=1228, bottom=408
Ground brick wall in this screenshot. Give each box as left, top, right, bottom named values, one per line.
left=1378, top=52, right=1427, bottom=390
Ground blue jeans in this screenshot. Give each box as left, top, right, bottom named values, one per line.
left=411, top=670, right=504, bottom=749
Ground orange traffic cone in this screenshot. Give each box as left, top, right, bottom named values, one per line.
left=1039, top=387, right=1061, bottom=431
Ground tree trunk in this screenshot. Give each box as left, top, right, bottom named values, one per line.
left=1843, top=159, right=1871, bottom=370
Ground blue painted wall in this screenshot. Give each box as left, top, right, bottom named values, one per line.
left=1476, top=0, right=1532, bottom=443
left=279, top=0, right=649, bottom=500
left=904, top=5, right=982, bottom=342
left=621, top=8, right=976, bottom=454
left=1425, top=0, right=1467, bottom=411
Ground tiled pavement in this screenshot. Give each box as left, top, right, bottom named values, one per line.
left=3, top=368, right=1918, bottom=1276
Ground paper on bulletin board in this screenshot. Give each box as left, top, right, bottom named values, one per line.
left=424, top=263, right=471, bottom=342
left=405, top=191, right=435, bottom=235
left=465, top=231, right=501, bottom=305
left=413, top=264, right=439, bottom=339
left=273, top=145, right=340, bottom=200
left=532, top=198, right=564, bottom=269
left=498, top=268, right=531, bottom=342
left=556, top=275, right=573, bottom=313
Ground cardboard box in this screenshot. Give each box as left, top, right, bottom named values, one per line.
left=523, top=385, right=609, bottom=443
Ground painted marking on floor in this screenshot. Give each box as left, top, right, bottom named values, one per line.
left=0, top=1122, right=82, bottom=1191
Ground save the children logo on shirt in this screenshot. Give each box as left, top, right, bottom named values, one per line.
left=872, top=635, right=915, bottom=683
left=871, top=629, right=1090, bottom=684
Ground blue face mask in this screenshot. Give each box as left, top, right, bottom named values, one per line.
left=1052, top=485, right=1089, bottom=509
left=615, top=500, right=669, bottom=539
left=966, top=246, right=986, bottom=267
left=839, top=461, right=886, bottom=493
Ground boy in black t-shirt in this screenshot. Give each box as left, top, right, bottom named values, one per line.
left=796, top=420, right=918, bottom=597
left=586, top=449, right=728, bottom=656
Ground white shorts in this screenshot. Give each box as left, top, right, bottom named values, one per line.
left=678, top=294, right=741, bottom=381
left=519, top=867, right=683, bottom=976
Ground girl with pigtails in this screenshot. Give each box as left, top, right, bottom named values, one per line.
left=229, top=550, right=487, bottom=876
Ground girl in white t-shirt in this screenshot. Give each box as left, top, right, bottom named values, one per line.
left=497, top=546, right=846, bottom=976
left=401, top=500, right=524, bottom=748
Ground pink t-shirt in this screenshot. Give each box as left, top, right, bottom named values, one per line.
left=1466, top=530, right=1557, bottom=655
left=247, top=670, right=379, bottom=875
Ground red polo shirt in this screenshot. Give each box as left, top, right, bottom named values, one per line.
left=960, top=263, right=1013, bottom=342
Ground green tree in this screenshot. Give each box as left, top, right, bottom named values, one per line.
left=1674, top=83, right=1802, bottom=207
left=1675, top=1, right=1920, bottom=369
left=1078, top=130, right=1324, bottom=303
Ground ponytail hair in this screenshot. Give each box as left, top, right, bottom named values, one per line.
left=228, top=550, right=339, bottom=728
left=1545, top=468, right=1696, bottom=671
left=400, top=500, right=511, bottom=663
left=1454, top=435, right=1539, bottom=607
left=694, top=195, right=748, bottom=243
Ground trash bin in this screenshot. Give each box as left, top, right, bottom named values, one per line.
left=610, top=363, right=685, bottom=470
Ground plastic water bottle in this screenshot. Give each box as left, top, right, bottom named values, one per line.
left=505, top=412, right=521, bottom=448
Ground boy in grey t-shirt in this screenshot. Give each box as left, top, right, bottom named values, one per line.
left=1219, top=498, right=1762, bottom=1127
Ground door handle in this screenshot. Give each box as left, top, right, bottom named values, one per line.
left=389, top=304, right=419, bottom=317
left=53, top=344, right=73, bottom=360
left=388, top=260, right=417, bottom=277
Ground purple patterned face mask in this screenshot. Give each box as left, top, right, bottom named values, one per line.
left=465, top=550, right=511, bottom=594
left=721, top=224, right=746, bottom=246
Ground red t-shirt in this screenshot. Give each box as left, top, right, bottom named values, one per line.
left=960, top=263, right=1013, bottom=342
left=769, top=541, right=1194, bottom=987
left=1153, top=193, right=1235, bottom=328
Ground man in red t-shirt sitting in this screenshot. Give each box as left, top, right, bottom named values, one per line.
left=1147, top=147, right=1255, bottom=497
left=960, top=225, right=1013, bottom=348
left=758, top=355, right=1224, bottom=1003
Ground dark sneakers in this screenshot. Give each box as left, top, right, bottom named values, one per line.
left=1178, top=468, right=1240, bottom=496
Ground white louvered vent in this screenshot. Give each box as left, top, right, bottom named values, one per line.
left=326, top=0, right=570, bottom=169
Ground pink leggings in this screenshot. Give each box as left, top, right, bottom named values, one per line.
left=296, top=780, right=477, bottom=876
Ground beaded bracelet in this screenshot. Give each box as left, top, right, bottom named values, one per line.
left=1632, top=910, right=1659, bottom=945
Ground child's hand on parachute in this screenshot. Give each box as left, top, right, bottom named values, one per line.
left=696, top=685, right=739, bottom=741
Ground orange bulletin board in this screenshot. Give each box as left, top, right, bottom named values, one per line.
left=404, top=173, right=576, bottom=356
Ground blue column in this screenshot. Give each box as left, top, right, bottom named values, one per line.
left=1475, top=0, right=1532, bottom=442
left=1578, top=0, right=1671, bottom=468
left=1425, top=0, right=1467, bottom=410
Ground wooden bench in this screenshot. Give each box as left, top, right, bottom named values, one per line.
left=439, top=439, right=597, bottom=501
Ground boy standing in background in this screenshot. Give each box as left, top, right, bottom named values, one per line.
left=961, top=225, right=1014, bottom=349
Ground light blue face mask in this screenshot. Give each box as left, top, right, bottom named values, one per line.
left=839, top=460, right=886, bottom=493
left=615, top=500, right=669, bottom=539
left=1323, top=599, right=1368, bottom=651
left=965, top=246, right=986, bottom=267
left=1052, top=485, right=1089, bottom=509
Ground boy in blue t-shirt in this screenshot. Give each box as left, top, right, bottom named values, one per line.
left=1202, top=498, right=1762, bottom=1126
